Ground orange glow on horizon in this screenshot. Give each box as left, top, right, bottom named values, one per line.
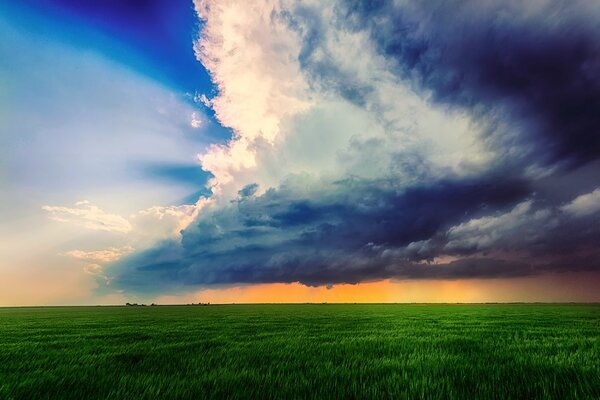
left=154, top=272, right=600, bottom=305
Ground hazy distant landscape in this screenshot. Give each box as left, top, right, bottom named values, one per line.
left=1, top=304, right=598, bottom=399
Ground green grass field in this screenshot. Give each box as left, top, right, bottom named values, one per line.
left=0, top=304, right=598, bottom=399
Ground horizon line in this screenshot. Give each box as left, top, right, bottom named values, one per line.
left=2, top=301, right=599, bottom=308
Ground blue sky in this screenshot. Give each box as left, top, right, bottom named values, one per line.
left=1, top=0, right=599, bottom=305
left=3, top=0, right=211, bottom=93
left=0, top=0, right=223, bottom=304
left=0, top=0, right=222, bottom=205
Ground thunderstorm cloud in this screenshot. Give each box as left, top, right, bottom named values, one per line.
left=108, top=0, right=600, bottom=294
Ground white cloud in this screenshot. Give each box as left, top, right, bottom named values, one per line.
left=192, top=0, right=493, bottom=205
left=190, top=112, right=203, bottom=128
left=562, top=187, right=600, bottom=217
left=63, top=246, right=134, bottom=263
left=44, top=201, right=201, bottom=261
left=42, top=201, right=132, bottom=233
left=194, top=0, right=312, bottom=193
left=132, top=204, right=200, bottom=238
left=445, top=201, right=552, bottom=252
left=195, top=93, right=212, bottom=108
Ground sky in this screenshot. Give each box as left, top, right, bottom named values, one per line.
left=1, top=0, right=599, bottom=306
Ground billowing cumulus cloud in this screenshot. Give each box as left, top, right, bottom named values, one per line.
left=109, top=0, right=600, bottom=294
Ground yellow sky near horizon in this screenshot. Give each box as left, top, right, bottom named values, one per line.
left=2, top=267, right=598, bottom=307
left=154, top=272, right=600, bottom=306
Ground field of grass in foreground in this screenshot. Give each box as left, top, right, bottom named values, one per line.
left=0, top=304, right=598, bottom=399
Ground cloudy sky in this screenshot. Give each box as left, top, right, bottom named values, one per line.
left=1, top=0, right=599, bottom=305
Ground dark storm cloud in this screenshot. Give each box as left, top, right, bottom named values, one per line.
left=109, top=173, right=600, bottom=293
left=110, top=172, right=543, bottom=292
left=109, top=174, right=600, bottom=293
left=337, top=0, right=600, bottom=168
left=107, top=1, right=600, bottom=294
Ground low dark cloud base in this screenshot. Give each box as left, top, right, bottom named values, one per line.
left=109, top=171, right=599, bottom=293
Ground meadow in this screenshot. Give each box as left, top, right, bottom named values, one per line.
left=0, top=304, right=598, bottom=399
